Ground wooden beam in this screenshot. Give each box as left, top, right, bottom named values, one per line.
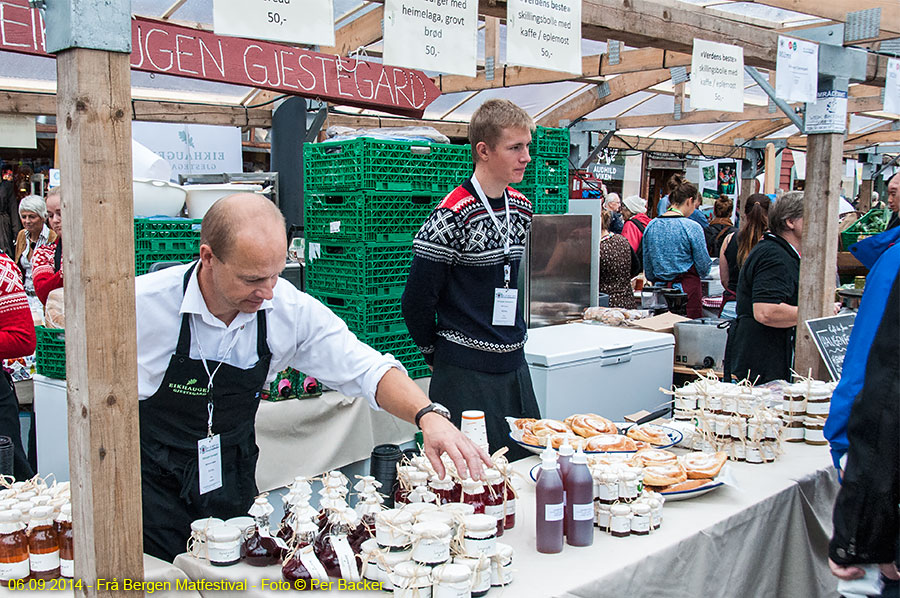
left=710, top=118, right=792, bottom=145
left=436, top=55, right=601, bottom=93
left=613, top=95, right=885, bottom=129
left=607, top=135, right=747, bottom=159
left=537, top=68, right=674, bottom=127
left=0, top=91, right=273, bottom=127
left=749, top=1, right=900, bottom=37
left=764, top=142, right=777, bottom=194
left=795, top=132, right=843, bottom=379
left=785, top=124, right=900, bottom=148
left=484, top=16, right=500, bottom=71
left=600, top=48, right=692, bottom=76
left=159, top=0, right=186, bottom=20
left=318, top=6, right=384, bottom=57
left=56, top=47, right=142, bottom=596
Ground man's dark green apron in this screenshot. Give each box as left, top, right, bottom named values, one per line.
left=140, top=264, right=272, bottom=562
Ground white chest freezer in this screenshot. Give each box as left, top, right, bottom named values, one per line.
left=525, top=322, right=674, bottom=421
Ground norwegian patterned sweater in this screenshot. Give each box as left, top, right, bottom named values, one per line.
left=401, top=180, right=532, bottom=374
left=0, top=252, right=36, bottom=359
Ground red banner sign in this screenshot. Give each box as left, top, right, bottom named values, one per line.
left=0, top=1, right=441, bottom=118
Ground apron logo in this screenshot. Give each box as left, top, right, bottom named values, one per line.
left=167, top=378, right=207, bottom=396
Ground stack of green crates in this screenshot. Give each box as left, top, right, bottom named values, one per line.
left=520, top=126, right=570, bottom=214
left=134, top=217, right=202, bottom=275
left=304, top=138, right=473, bottom=379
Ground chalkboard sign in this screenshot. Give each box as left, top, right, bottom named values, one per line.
left=804, top=313, right=857, bottom=381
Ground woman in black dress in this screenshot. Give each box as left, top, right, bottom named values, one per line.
left=598, top=210, right=637, bottom=309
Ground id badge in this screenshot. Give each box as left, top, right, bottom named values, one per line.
left=197, top=434, right=223, bottom=494
left=491, top=288, right=518, bottom=326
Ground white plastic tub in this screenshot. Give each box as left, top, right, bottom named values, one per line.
left=133, top=179, right=186, bottom=217
left=183, top=184, right=262, bottom=218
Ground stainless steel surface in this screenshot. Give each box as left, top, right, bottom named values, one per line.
left=523, top=214, right=593, bottom=328
left=673, top=318, right=728, bottom=369
left=567, top=199, right=603, bottom=307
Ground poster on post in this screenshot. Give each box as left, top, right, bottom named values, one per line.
left=775, top=36, right=818, bottom=103
left=885, top=58, right=900, bottom=116
left=383, top=0, right=478, bottom=77
left=699, top=159, right=741, bottom=205
left=213, top=0, right=335, bottom=46
left=506, top=0, right=582, bottom=75
left=805, top=90, right=848, bottom=134
left=690, top=39, right=744, bottom=112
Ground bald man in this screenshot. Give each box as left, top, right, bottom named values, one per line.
left=135, top=194, right=490, bottom=562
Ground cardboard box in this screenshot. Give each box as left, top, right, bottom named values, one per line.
left=630, top=312, right=689, bottom=334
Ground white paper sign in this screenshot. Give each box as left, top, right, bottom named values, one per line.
left=690, top=39, right=744, bottom=112
left=383, top=0, right=478, bottom=77
left=805, top=90, right=848, bottom=134
left=0, top=115, right=36, bottom=149
left=776, top=36, right=818, bottom=103
left=48, top=169, right=60, bottom=188
left=213, top=0, right=335, bottom=46
left=885, top=58, right=900, bottom=116
left=506, top=0, right=582, bottom=75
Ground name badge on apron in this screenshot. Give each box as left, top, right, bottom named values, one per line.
left=197, top=434, right=223, bottom=494
left=492, top=288, right=518, bottom=326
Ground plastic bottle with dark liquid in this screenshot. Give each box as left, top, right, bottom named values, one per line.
left=535, top=447, right=564, bottom=554
left=557, top=438, right=574, bottom=537
left=0, top=509, right=29, bottom=586
left=565, top=444, right=594, bottom=547
left=27, top=506, right=60, bottom=579
left=54, top=504, right=73, bottom=578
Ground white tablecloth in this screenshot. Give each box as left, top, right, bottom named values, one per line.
left=175, top=441, right=841, bottom=598
left=254, top=381, right=422, bottom=491
left=0, top=554, right=200, bottom=598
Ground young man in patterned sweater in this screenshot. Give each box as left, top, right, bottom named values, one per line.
left=402, top=99, right=541, bottom=461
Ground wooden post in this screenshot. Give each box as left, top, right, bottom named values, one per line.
left=56, top=48, right=143, bottom=595
left=764, top=142, right=777, bottom=195
left=484, top=16, right=500, bottom=72
left=794, top=133, right=843, bottom=380
left=857, top=178, right=873, bottom=212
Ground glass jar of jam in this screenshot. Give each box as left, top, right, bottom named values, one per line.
left=428, top=475, right=455, bottom=505
left=481, top=469, right=505, bottom=536
left=54, top=504, right=74, bottom=578
left=28, top=506, right=60, bottom=579
left=0, top=509, right=29, bottom=586
left=459, top=479, right=486, bottom=515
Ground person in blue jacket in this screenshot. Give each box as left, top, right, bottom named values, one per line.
left=825, top=225, right=900, bottom=594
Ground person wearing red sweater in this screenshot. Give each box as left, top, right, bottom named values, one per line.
left=32, top=187, right=62, bottom=305
left=0, top=249, right=36, bottom=479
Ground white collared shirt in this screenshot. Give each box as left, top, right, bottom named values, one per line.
left=135, top=262, right=401, bottom=407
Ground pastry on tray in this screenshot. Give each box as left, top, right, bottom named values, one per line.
left=642, top=462, right=688, bottom=487
left=632, top=448, right=678, bottom=467
left=530, top=419, right=570, bottom=438
left=626, top=424, right=672, bottom=446
left=679, top=451, right=728, bottom=479
left=566, top=413, right=618, bottom=437
left=582, top=434, right=639, bottom=452
left=651, top=478, right=716, bottom=493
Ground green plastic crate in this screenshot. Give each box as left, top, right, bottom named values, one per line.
left=840, top=208, right=892, bottom=250
left=309, top=289, right=407, bottom=336
left=304, top=192, right=439, bottom=242
left=360, top=331, right=430, bottom=379
left=305, top=240, right=412, bottom=296
left=135, top=250, right=198, bottom=276
left=520, top=156, right=569, bottom=189
left=517, top=185, right=569, bottom=214
left=35, top=326, right=66, bottom=379
left=134, top=217, right=202, bottom=253
left=304, top=138, right=472, bottom=193
left=531, top=126, right=570, bottom=156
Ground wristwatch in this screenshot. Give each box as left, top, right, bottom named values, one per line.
left=414, top=402, right=451, bottom=429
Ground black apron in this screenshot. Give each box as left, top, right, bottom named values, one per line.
left=140, top=263, right=272, bottom=562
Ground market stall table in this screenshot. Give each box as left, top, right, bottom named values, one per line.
left=254, top=383, right=420, bottom=491
left=174, top=441, right=840, bottom=597
left=0, top=554, right=201, bottom=598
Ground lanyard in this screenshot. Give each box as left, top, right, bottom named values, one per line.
left=470, top=175, right=512, bottom=288
left=191, top=315, right=242, bottom=437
